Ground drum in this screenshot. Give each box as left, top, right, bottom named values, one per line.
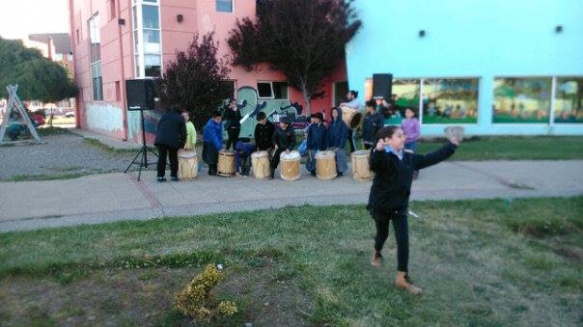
left=218, top=150, right=236, bottom=177
left=351, top=150, right=374, bottom=181
left=178, top=150, right=198, bottom=180
left=280, top=150, right=301, bottom=181
left=315, top=150, right=337, bottom=180
left=251, top=151, right=270, bottom=179
left=340, top=105, right=363, bottom=129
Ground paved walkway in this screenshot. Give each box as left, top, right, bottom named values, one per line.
left=1, top=130, right=582, bottom=232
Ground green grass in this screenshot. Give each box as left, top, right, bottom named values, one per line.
left=1, top=197, right=582, bottom=326
left=418, top=136, right=583, bottom=160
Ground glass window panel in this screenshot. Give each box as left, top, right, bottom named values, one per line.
left=257, top=82, right=273, bottom=98
left=554, top=77, right=583, bottom=123
left=144, top=54, right=160, bottom=66
left=273, top=82, right=289, bottom=99
left=142, top=5, right=159, bottom=29
left=216, top=0, right=233, bottom=13
left=493, top=77, right=552, bottom=123
left=145, top=65, right=161, bottom=78
left=334, top=81, right=349, bottom=106
left=423, top=78, right=479, bottom=124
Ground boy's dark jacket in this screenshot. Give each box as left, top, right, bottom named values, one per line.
left=254, top=120, right=275, bottom=150
left=367, top=142, right=457, bottom=213
left=272, top=125, right=296, bottom=150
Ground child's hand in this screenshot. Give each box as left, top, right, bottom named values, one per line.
left=375, top=139, right=386, bottom=151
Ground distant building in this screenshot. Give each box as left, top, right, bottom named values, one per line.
left=347, top=0, right=583, bottom=136
left=69, top=0, right=347, bottom=143
left=20, top=33, right=75, bottom=111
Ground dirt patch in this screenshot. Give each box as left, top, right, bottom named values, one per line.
left=0, top=264, right=313, bottom=326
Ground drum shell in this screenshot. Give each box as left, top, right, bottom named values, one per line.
left=280, top=150, right=301, bottom=181
left=218, top=150, right=236, bottom=177
left=315, top=150, right=337, bottom=180
left=178, top=150, right=198, bottom=180
left=340, top=105, right=363, bottom=129
left=251, top=151, right=270, bottom=179
left=351, top=150, right=374, bottom=181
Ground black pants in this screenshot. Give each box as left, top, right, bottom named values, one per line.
left=374, top=209, right=409, bottom=272
left=156, top=144, right=178, bottom=178
left=348, top=129, right=357, bottom=152
left=271, top=148, right=284, bottom=170
left=226, top=127, right=240, bottom=150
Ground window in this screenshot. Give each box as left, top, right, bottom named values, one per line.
left=257, top=81, right=289, bottom=99
left=88, top=14, right=103, bottom=101
left=217, top=0, right=233, bottom=13
left=554, top=77, right=583, bottom=124
left=110, top=0, right=116, bottom=20
left=493, top=77, right=552, bottom=123
left=132, top=0, right=161, bottom=78
left=334, top=81, right=349, bottom=106
left=367, top=77, right=480, bottom=124
left=422, top=78, right=479, bottom=124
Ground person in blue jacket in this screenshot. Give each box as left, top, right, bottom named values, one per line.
left=234, top=140, right=256, bottom=177
left=305, top=112, right=328, bottom=176
left=327, top=107, right=349, bottom=176
left=202, top=111, right=224, bottom=176
left=154, top=105, right=186, bottom=182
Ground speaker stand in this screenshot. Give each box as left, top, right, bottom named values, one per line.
left=124, top=108, right=158, bottom=181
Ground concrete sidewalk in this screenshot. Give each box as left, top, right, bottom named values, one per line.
left=1, top=130, right=582, bottom=232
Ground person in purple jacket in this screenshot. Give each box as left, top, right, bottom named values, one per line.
left=401, top=107, right=421, bottom=179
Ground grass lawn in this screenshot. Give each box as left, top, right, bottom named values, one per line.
left=1, top=197, right=581, bottom=326
left=418, top=136, right=583, bottom=160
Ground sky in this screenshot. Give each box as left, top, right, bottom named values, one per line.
left=0, top=0, right=70, bottom=39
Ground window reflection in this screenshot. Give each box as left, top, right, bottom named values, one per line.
left=555, top=77, right=583, bottom=123
left=493, top=77, right=552, bottom=123
left=423, top=79, right=479, bottom=124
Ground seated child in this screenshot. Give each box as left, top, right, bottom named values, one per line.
left=235, top=141, right=256, bottom=176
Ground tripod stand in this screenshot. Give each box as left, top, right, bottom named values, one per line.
left=125, top=108, right=158, bottom=181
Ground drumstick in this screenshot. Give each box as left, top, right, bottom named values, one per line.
left=408, top=210, right=419, bottom=218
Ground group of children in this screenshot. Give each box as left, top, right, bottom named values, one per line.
left=156, top=99, right=461, bottom=296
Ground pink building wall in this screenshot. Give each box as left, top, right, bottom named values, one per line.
left=70, top=0, right=347, bottom=142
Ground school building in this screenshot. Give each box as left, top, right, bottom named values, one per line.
left=70, top=0, right=583, bottom=142
left=69, top=0, right=346, bottom=143
left=347, top=0, right=583, bottom=136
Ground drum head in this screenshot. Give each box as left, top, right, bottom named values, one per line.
left=281, top=150, right=300, bottom=160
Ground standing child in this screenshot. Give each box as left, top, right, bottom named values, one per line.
left=182, top=110, right=197, bottom=152
left=361, top=99, right=384, bottom=150
left=305, top=112, right=328, bottom=176
left=401, top=107, right=421, bottom=179
left=223, top=98, right=242, bottom=150
left=202, top=111, right=224, bottom=176
left=368, top=125, right=460, bottom=294
left=154, top=105, right=186, bottom=182
left=327, top=107, right=349, bottom=176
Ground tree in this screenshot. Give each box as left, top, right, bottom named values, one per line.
left=0, top=36, right=78, bottom=102
left=160, top=32, right=232, bottom=131
left=228, top=0, right=362, bottom=114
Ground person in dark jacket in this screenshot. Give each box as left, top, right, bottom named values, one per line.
left=270, top=116, right=295, bottom=179
left=361, top=99, right=384, bottom=150
left=154, top=105, right=187, bottom=182
left=223, top=98, right=242, bottom=150
left=327, top=107, right=349, bottom=176
left=202, top=111, right=224, bottom=176
left=368, top=125, right=460, bottom=295
left=305, top=112, right=328, bottom=176
left=254, top=111, right=275, bottom=151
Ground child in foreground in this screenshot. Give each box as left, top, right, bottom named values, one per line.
left=367, top=125, right=460, bottom=294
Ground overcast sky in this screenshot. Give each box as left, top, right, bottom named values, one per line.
left=0, top=0, right=70, bottom=39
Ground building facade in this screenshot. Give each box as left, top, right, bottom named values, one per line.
left=346, top=0, right=583, bottom=136
left=69, top=0, right=347, bottom=143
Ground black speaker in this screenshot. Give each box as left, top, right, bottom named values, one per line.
left=126, top=79, right=156, bottom=111
left=372, top=73, right=393, bottom=101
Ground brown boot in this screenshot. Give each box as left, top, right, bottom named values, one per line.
left=371, top=251, right=382, bottom=267
left=395, top=271, right=422, bottom=294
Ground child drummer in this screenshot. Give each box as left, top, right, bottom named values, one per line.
left=270, top=116, right=295, bottom=179
left=202, top=110, right=224, bottom=176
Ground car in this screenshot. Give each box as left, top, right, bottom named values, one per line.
left=65, top=111, right=75, bottom=118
